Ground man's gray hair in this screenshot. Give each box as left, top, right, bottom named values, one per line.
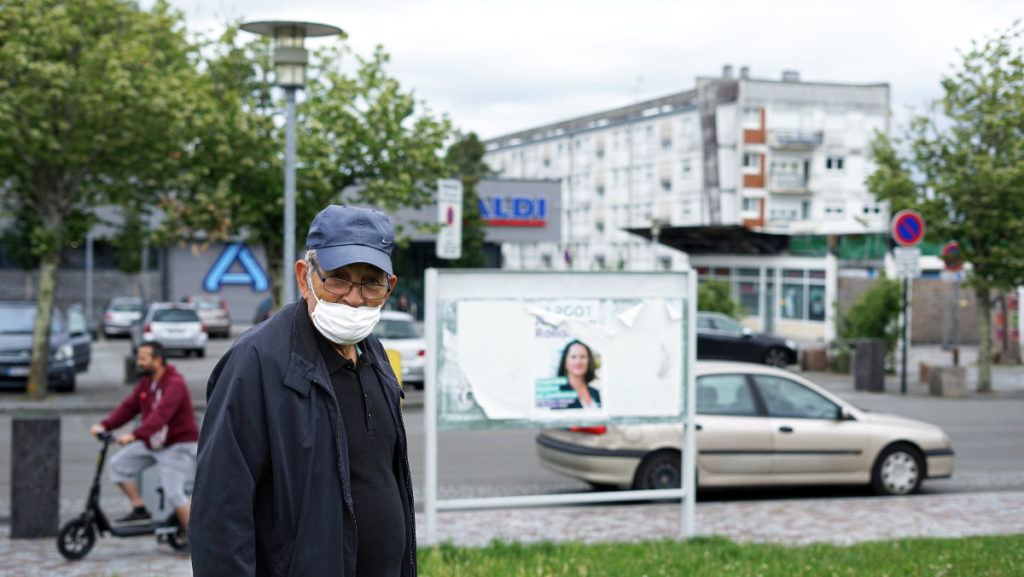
left=304, top=249, right=319, bottom=287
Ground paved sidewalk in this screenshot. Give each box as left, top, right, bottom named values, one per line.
left=2, top=490, right=1023, bottom=577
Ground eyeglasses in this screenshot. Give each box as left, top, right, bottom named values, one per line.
left=312, top=262, right=391, bottom=301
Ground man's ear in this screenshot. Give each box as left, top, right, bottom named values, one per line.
left=295, top=260, right=309, bottom=299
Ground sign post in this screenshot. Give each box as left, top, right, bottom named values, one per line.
left=891, top=210, right=925, bottom=395
left=436, top=179, right=463, bottom=260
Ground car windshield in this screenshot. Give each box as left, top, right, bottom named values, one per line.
left=152, top=309, right=199, bottom=323
left=374, top=319, right=420, bottom=339
left=192, top=299, right=221, bottom=311
left=0, top=305, right=64, bottom=334
left=112, top=302, right=141, bottom=312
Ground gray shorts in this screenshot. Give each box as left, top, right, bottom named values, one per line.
left=108, top=440, right=198, bottom=509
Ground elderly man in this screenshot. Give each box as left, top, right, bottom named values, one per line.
left=190, top=206, right=416, bottom=577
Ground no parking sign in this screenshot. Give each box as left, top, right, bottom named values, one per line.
left=891, top=210, right=925, bottom=247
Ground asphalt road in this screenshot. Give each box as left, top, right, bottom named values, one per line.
left=1, top=333, right=1022, bottom=522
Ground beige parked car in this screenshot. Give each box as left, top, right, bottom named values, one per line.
left=536, top=362, right=954, bottom=496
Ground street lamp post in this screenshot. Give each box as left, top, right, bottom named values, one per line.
left=240, top=20, right=343, bottom=306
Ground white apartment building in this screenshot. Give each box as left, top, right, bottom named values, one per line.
left=482, top=65, right=891, bottom=340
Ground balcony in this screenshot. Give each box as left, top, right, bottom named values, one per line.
left=768, top=174, right=809, bottom=193
left=769, top=130, right=824, bottom=149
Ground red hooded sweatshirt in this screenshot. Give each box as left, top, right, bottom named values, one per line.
left=101, top=364, right=199, bottom=450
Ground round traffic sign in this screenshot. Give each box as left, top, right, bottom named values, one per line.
left=891, top=209, right=926, bottom=247
left=941, top=241, right=964, bottom=272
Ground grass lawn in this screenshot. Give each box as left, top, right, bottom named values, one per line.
left=419, top=534, right=1024, bottom=576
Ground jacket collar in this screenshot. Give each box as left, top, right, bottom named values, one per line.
left=282, top=299, right=325, bottom=397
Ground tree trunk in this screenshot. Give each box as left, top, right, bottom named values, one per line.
left=976, top=286, right=992, bottom=393
left=265, top=240, right=285, bottom=312
left=28, top=253, right=59, bottom=400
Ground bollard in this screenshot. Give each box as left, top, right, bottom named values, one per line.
left=853, top=338, right=886, bottom=392
left=11, top=412, right=61, bottom=538
left=124, top=354, right=137, bottom=384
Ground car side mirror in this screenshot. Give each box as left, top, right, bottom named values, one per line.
left=741, top=327, right=753, bottom=337
left=838, top=406, right=854, bottom=421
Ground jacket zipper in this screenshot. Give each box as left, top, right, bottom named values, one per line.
left=312, top=377, right=360, bottom=554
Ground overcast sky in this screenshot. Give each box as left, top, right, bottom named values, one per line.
left=160, top=0, right=1021, bottom=140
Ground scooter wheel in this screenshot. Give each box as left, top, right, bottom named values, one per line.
left=168, top=526, right=189, bottom=552
left=57, top=518, right=96, bottom=560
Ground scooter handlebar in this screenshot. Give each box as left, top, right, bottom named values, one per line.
left=96, top=431, right=115, bottom=443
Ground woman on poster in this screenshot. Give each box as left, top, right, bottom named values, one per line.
left=555, top=339, right=602, bottom=409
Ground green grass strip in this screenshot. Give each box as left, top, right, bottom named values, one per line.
left=418, top=534, right=1024, bottom=577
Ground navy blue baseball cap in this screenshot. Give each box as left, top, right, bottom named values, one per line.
left=306, top=206, right=395, bottom=275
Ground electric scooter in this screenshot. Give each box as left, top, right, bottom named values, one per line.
left=57, top=431, right=188, bottom=560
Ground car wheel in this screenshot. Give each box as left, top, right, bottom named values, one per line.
left=57, top=517, right=96, bottom=560
left=632, top=450, right=681, bottom=490
left=871, top=443, right=924, bottom=496
left=763, top=347, right=789, bottom=367
left=52, top=374, right=76, bottom=393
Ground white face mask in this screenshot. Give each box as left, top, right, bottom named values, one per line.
left=307, top=280, right=383, bottom=345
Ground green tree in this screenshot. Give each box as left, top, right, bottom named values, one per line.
left=867, top=23, right=1024, bottom=392
left=165, top=34, right=453, bottom=310
left=834, top=276, right=903, bottom=371
left=445, top=132, right=493, bottom=267
left=0, top=0, right=201, bottom=399
left=697, top=280, right=740, bottom=318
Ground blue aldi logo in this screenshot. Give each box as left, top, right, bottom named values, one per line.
left=203, top=243, right=270, bottom=292
left=479, top=196, right=547, bottom=227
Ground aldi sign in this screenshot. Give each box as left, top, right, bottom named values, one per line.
left=479, top=196, right=548, bottom=227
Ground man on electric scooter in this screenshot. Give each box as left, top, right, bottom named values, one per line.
left=90, top=341, right=199, bottom=534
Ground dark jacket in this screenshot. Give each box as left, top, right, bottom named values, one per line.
left=189, top=300, right=416, bottom=577
left=101, top=364, right=198, bottom=450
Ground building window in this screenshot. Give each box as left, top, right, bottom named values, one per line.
left=801, top=200, right=811, bottom=220
left=825, top=156, right=845, bottom=170
left=682, top=159, right=692, bottom=174
left=742, top=107, right=761, bottom=127
left=738, top=281, right=760, bottom=315
left=742, top=198, right=759, bottom=212
left=595, top=255, right=606, bottom=270
left=541, top=254, right=553, bottom=269
left=596, top=222, right=604, bottom=233
left=661, top=180, right=672, bottom=192
left=781, top=283, right=805, bottom=320
left=743, top=153, right=760, bottom=170
left=808, top=285, right=826, bottom=321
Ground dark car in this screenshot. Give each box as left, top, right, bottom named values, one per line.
left=65, top=303, right=93, bottom=373
left=0, top=301, right=77, bottom=392
left=253, top=297, right=275, bottom=325
left=696, top=311, right=798, bottom=367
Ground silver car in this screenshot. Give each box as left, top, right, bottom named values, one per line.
left=102, top=297, right=144, bottom=338
left=131, top=302, right=208, bottom=358
left=373, top=310, right=425, bottom=389
left=536, top=362, right=954, bottom=496
left=183, top=295, right=231, bottom=339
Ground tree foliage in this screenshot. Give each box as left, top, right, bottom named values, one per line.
left=445, top=132, right=493, bottom=267
left=867, top=22, right=1024, bottom=390
left=834, top=276, right=903, bottom=371
left=697, top=280, right=740, bottom=318
left=163, top=33, right=454, bottom=309
left=0, top=0, right=200, bottom=398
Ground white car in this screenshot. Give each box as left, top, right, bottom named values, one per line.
left=536, top=362, right=955, bottom=496
left=131, top=302, right=208, bottom=358
left=374, top=310, right=424, bottom=389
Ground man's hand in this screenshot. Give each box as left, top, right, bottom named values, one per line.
left=115, top=433, right=136, bottom=445
left=90, top=424, right=105, bottom=437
